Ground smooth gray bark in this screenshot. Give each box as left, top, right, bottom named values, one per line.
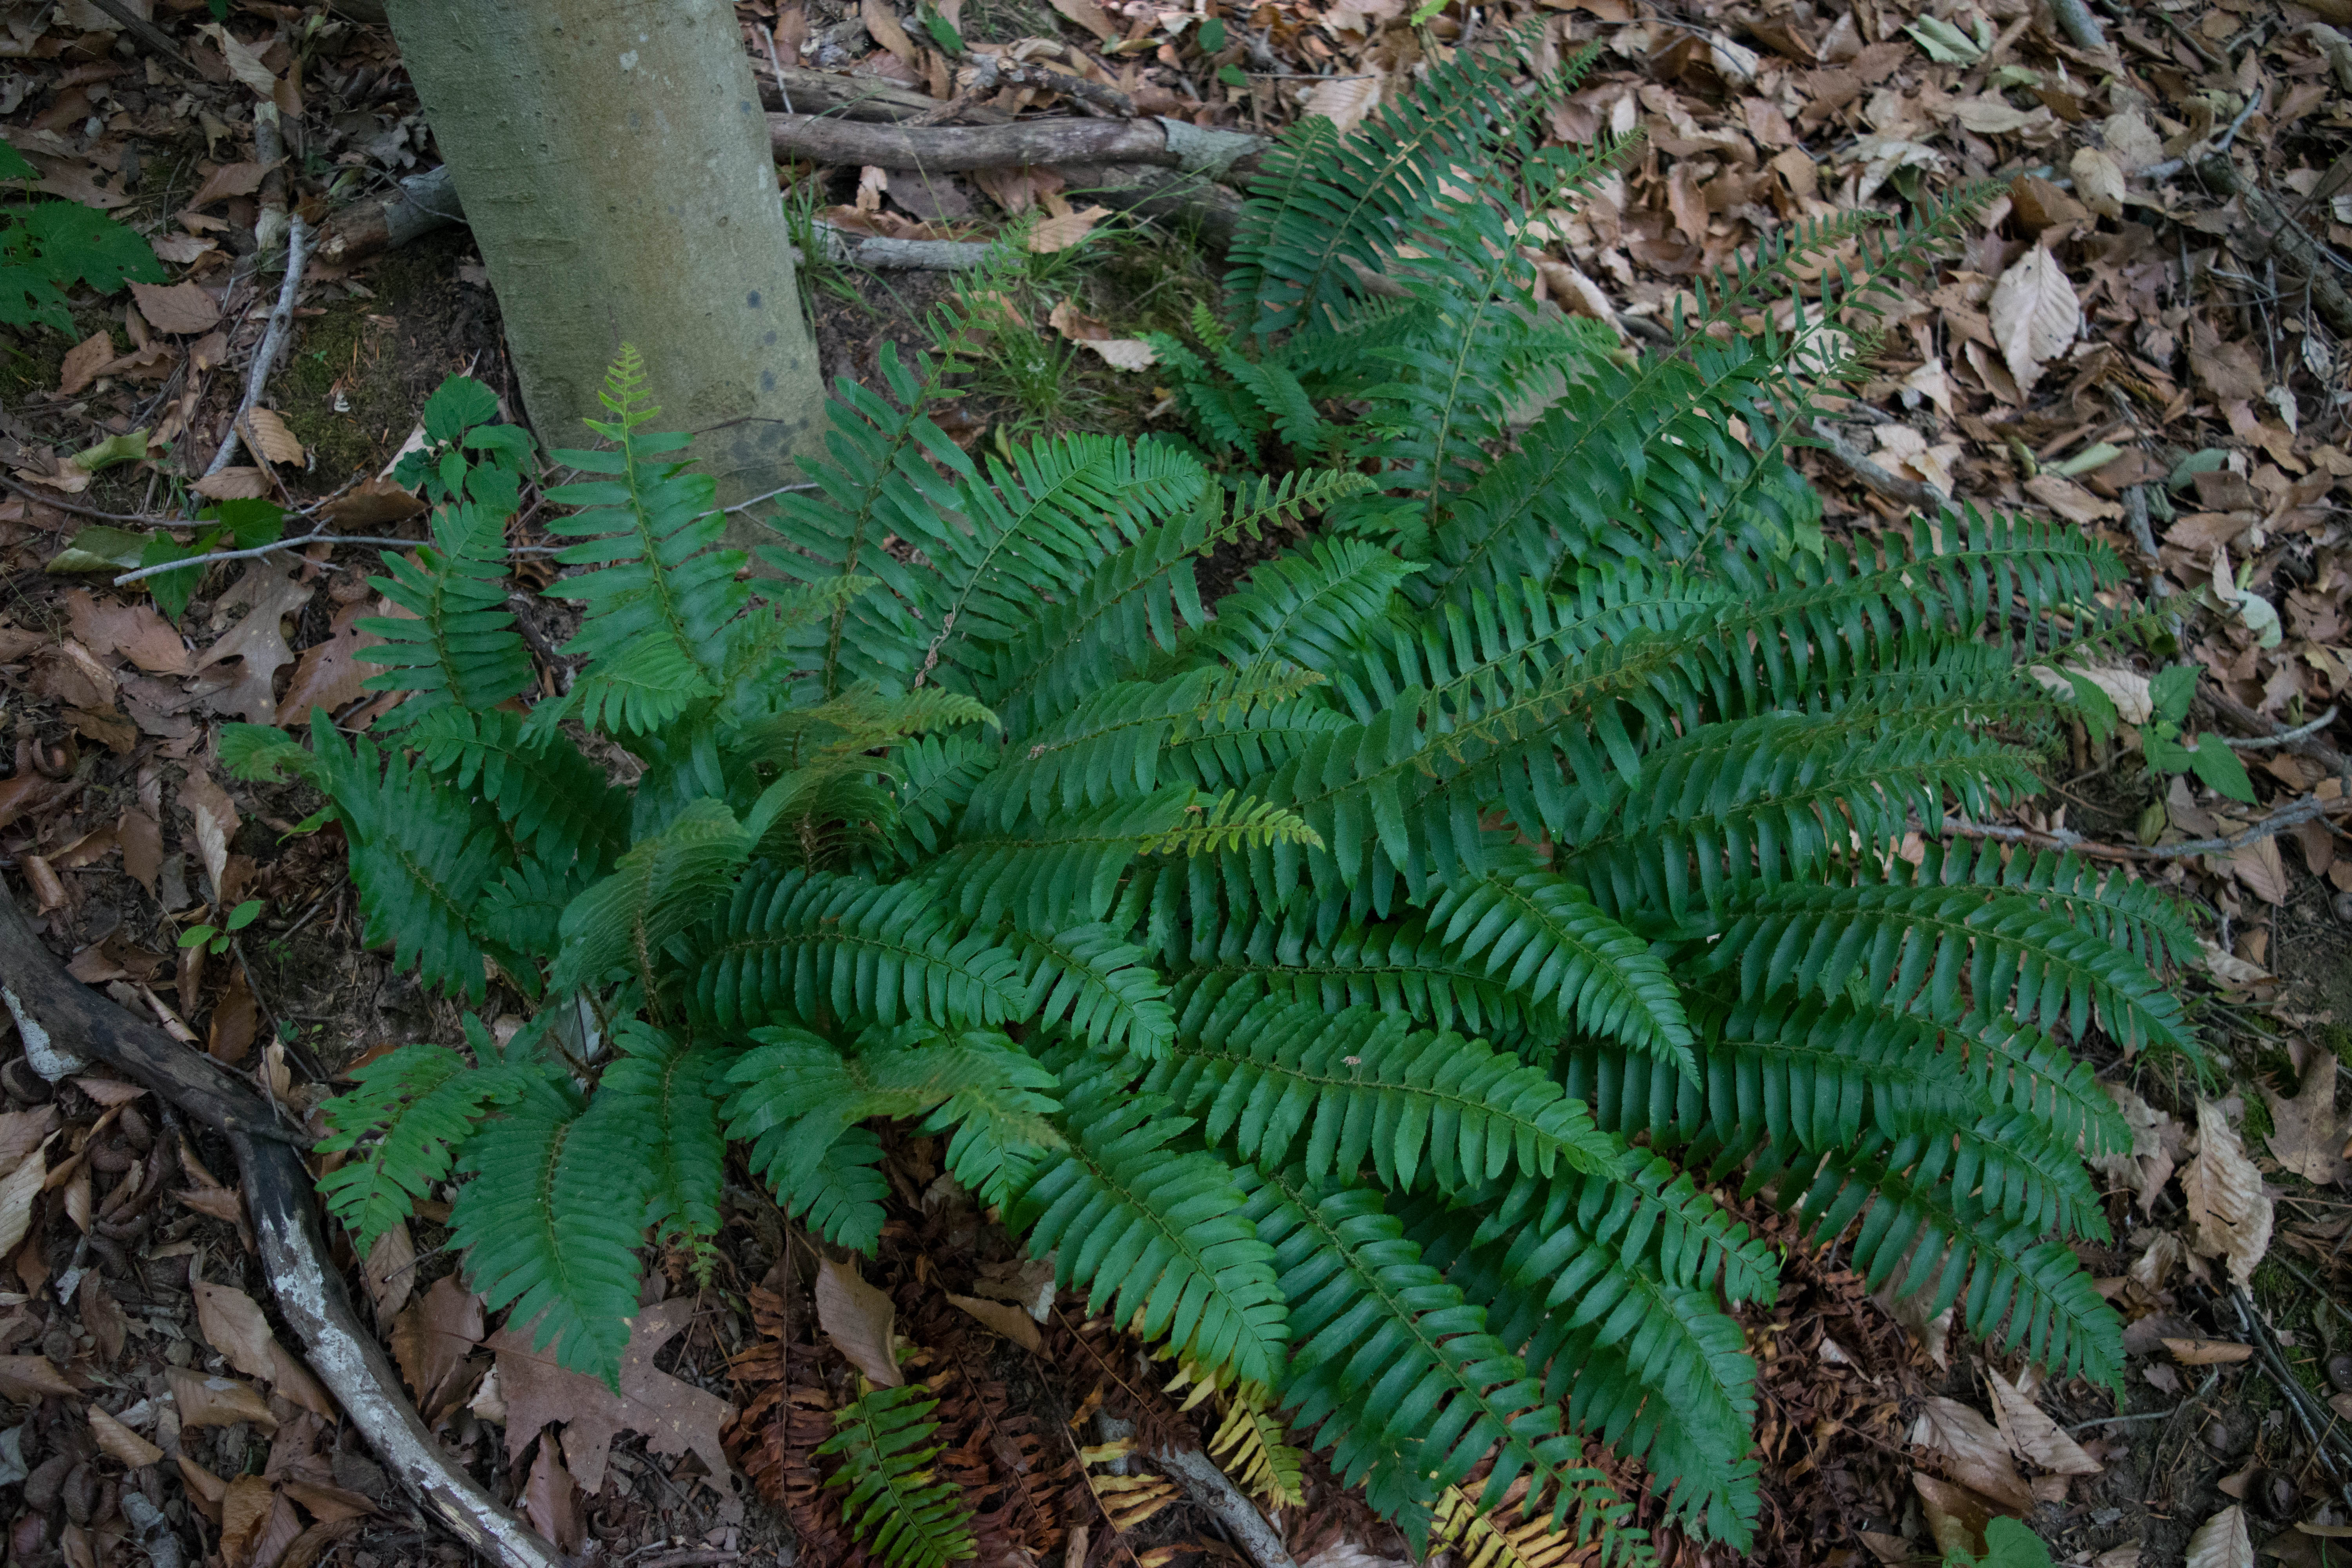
left=383, top=0, right=826, bottom=506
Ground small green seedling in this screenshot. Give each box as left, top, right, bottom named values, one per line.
left=178, top=900, right=263, bottom=957
left=1948, top=1518, right=2054, bottom=1568
left=2059, top=662, right=2256, bottom=804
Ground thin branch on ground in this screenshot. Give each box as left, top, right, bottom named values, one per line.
left=2222, top=706, right=2339, bottom=749
left=111, top=530, right=424, bottom=587
left=1946, top=790, right=2352, bottom=861
left=1809, top=419, right=1944, bottom=512
left=0, top=472, right=174, bottom=524
left=204, top=212, right=313, bottom=481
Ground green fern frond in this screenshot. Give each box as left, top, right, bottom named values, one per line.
left=356, top=497, right=534, bottom=722
left=1009, top=922, right=1176, bottom=1057
left=551, top=797, right=750, bottom=995
left=544, top=346, right=749, bottom=733
left=1140, top=791, right=1325, bottom=857
left=596, top=1022, right=727, bottom=1263
left=452, top=1074, right=647, bottom=1382
left=819, top=1383, right=980, bottom=1568
left=1013, top=1077, right=1289, bottom=1388
left=315, top=1031, right=519, bottom=1254
left=411, top=706, right=632, bottom=872
left=1150, top=994, right=1615, bottom=1189
left=790, top=1123, right=892, bottom=1254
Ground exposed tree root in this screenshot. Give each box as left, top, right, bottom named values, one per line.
left=0, top=882, right=571, bottom=1568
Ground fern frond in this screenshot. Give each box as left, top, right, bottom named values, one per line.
left=691, top=869, right=1025, bottom=1033
left=452, top=1074, right=647, bottom=1382
left=315, top=1032, right=519, bottom=1254
left=1009, top=922, right=1176, bottom=1057
left=411, top=706, right=632, bottom=873
left=1013, top=1078, right=1289, bottom=1388
left=596, top=1022, right=727, bottom=1263
left=356, top=497, right=533, bottom=722
left=1431, top=1483, right=1589, bottom=1568
left=551, top=797, right=750, bottom=995
left=820, top=1383, right=980, bottom=1568
left=1209, top=1394, right=1308, bottom=1508
left=1139, top=791, right=1325, bottom=857
left=544, top=346, right=749, bottom=733
left=790, top=1123, right=892, bottom=1254
left=1150, top=994, right=1615, bottom=1189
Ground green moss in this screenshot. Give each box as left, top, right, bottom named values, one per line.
left=277, top=243, right=468, bottom=483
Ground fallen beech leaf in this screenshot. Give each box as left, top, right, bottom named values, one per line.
left=1987, top=242, right=2078, bottom=396
left=363, top=1221, right=417, bottom=1323
left=2024, top=471, right=2118, bottom=524
left=2181, top=1100, right=2273, bottom=1289
left=208, top=962, right=257, bottom=1064
left=1302, top=74, right=1381, bottom=136
left=2089, top=1082, right=2183, bottom=1211
left=2071, top=146, right=2125, bottom=218
left=277, top=600, right=384, bottom=730
left=0, top=1110, right=57, bottom=1180
left=276, top=1516, right=361, bottom=1568
left=57, top=331, right=114, bottom=397
left=1984, top=1367, right=2100, bottom=1475
left=69, top=1078, right=144, bottom=1108
left=946, top=1292, right=1044, bottom=1352
left=0, top=1134, right=53, bottom=1261
left=2185, top=1505, right=2253, bottom=1568
left=167, top=1366, right=277, bottom=1431
left=129, top=281, right=222, bottom=335
left=196, top=22, right=280, bottom=98
left=488, top=1297, right=732, bottom=1494
left=316, top=478, right=422, bottom=530
left=390, top=1274, right=485, bottom=1425
left=177, top=762, right=239, bottom=902
left=184, top=160, right=269, bottom=209
left=521, top=1430, right=586, bottom=1553
left=78, top=1273, right=127, bottom=1363
left=2262, top=1048, right=2352, bottom=1185
left=1912, top=1471, right=1998, bottom=1559
left=1911, top=1397, right=2034, bottom=1510
left=815, top=1256, right=902, bottom=1386
left=278, top=1480, right=375, bottom=1524
left=861, top=0, right=920, bottom=63
left=218, top=1473, right=282, bottom=1568
left=192, top=1278, right=283, bottom=1384
left=1028, top=204, right=1110, bottom=254
left=1045, top=0, right=1117, bottom=40
left=2229, top=836, right=2290, bottom=907
left=243, top=408, right=305, bottom=468
left=191, top=467, right=270, bottom=501
left=178, top=1451, right=228, bottom=1510
left=2163, top=1338, right=2253, bottom=1365
left=0, top=1354, right=77, bottom=1401
left=88, top=1405, right=162, bottom=1467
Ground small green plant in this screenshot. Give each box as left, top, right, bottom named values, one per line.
left=1948, top=1517, right=2055, bottom=1567
left=178, top=899, right=263, bottom=957
left=231, top=34, right=2198, bottom=1568
left=139, top=499, right=286, bottom=622
left=2051, top=662, right=2254, bottom=803
left=0, top=139, right=165, bottom=334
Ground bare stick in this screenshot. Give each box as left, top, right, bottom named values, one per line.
left=769, top=111, right=1262, bottom=176
left=0, top=472, right=174, bottom=524
left=1810, top=419, right=1944, bottom=512
left=1155, top=1448, right=1299, bottom=1568
left=82, top=0, right=192, bottom=68
left=205, top=212, right=312, bottom=480
left=0, top=885, right=569, bottom=1568
left=2047, top=0, right=2109, bottom=53
left=1949, top=790, right=2352, bottom=862
left=111, top=529, right=421, bottom=587
left=2221, top=705, right=2338, bottom=750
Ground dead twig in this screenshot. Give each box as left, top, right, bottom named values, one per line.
left=82, top=0, right=191, bottom=68
left=1947, top=791, right=2352, bottom=861
left=110, top=529, right=422, bottom=587
left=1809, top=419, right=1944, bottom=512
left=2222, top=706, right=2339, bottom=750
left=2196, top=157, right=2352, bottom=337
left=204, top=212, right=312, bottom=482
left=0, top=472, right=176, bottom=524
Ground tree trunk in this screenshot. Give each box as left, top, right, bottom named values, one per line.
left=383, top=0, right=825, bottom=507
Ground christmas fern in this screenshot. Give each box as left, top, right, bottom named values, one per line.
left=244, top=32, right=2192, bottom=1565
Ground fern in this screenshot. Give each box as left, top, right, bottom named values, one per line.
left=288, top=42, right=2197, bottom=1559
left=819, top=1384, right=980, bottom=1568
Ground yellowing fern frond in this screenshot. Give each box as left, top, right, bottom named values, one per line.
left=1432, top=1483, right=1585, bottom=1568
left=1208, top=1397, right=1306, bottom=1509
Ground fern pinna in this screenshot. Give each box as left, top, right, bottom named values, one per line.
left=242, top=36, right=2179, bottom=1567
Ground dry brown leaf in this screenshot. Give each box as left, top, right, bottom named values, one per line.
left=192, top=1278, right=281, bottom=1383
left=277, top=600, right=384, bottom=731
left=88, top=1405, right=162, bottom=1467
left=208, top=962, right=257, bottom=1064
left=2262, top=1047, right=2351, bottom=1185
left=278, top=1481, right=375, bottom=1525
left=489, top=1297, right=732, bottom=1494
left=78, top=1274, right=127, bottom=1364
left=2181, top=1100, right=2273, bottom=1289
left=167, top=1366, right=278, bottom=1431
left=1984, top=1368, right=2100, bottom=1475
left=0, top=1109, right=57, bottom=1179
left=57, top=331, right=114, bottom=397
left=2230, top=836, right=2290, bottom=907
left=65, top=591, right=190, bottom=675
left=861, top=0, right=920, bottom=63
left=177, top=762, right=239, bottom=902
left=363, top=1221, right=417, bottom=1323
left=196, top=23, right=280, bottom=98
left=2089, top=1082, right=2181, bottom=1210
left=1911, top=1472, right=1999, bottom=1560
left=129, top=281, right=223, bottom=335
left=317, top=478, right=423, bottom=530
left=1911, top=1397, right=2034, bottom=1510
left=1079, top=338, right=1157, bottom=370
left=2186, top=1506, right=2254, bottom=1568
left=2024, top=472, right=2118, bottom=524
left=0, top=1355, right=76, bottom=1401
left=191, top=467, right=270, bottom=501
left=1028, top=204, right=1110, bottom=254
left=522, top=1431, right=586, bottom=1554
left=244, top=408, right=305, bottom=468
left=1987, top=243, right=2078, bottom=396
left=945, top=1292, right=1044, bottom=1352
left=220, top=1475, right=278, bottom=1568
left=1045, top=0, right=1117, bottom=40
left=390, top=1274, right=485, bottom=1424
left=2189, top=321, right=2265, bottom=403
left=192, top=562, right=318, bottom=726
left=2071, top=147, right=2125, bottom=218
left=1302, top=74, right=1381, bottom=136
left=816, top=1256, right=902, bottom=1385
left=0, top=1134, right=53, bottom=1262
left=184, top=160, right=270, bottom=210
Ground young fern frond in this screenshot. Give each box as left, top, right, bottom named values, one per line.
left=315, top=1032, right=518, bottom=1254
left=356, top=498, right=535, bottom=722
left=820, top=1383, right=980, bottom=1568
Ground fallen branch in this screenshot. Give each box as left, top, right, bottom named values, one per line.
left=110, top=530, right=424, bottom=588
left=758, top=65, right=1010, bottom=123
left=2201, top=679, right=2349, bottom=775
left=2046, top=0, right=2109, bottom=53
left=83, top=0, right=192, bottom=69
left=0, top=885, right=569, bottom=1568
left=2221, top=704, right=2338, bottom=750
left=800, top=222, right=993, bottom=270
left=316, top=165, right=465, bottom=266
left=0, top=472, right=171, bottom=524
left=2196, top=156, right=2352, bottom=337
left=1155, top=1448, right=1299, bottom=1568
left=768, top=111, right=1264, bottom=178
left=205, top=212, right=313, bottom=481
left=1950, top=790, right=2352, bottom=862
left=1809, top=419, right=1943, bottom=512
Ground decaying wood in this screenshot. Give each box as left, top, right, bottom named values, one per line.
left=317, top=165, right=466, bottom=264
left=0, top=885, right=570, bottom=1568
left=768, top=111, right=1264, bottom=178
left=2198, top=155, right=2352, bottom=336
left=758, top=65, right=1009, bottom=123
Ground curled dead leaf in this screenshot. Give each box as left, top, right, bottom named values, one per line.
left=2181, top=1100, right=2273, bottom=1289
left=945, top=1292, right=1044, bottom=1352
left=815, top=1256, right=902, bottom=1386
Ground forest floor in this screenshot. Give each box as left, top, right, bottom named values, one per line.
left=0, top=0, right=2350, bottom=1564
